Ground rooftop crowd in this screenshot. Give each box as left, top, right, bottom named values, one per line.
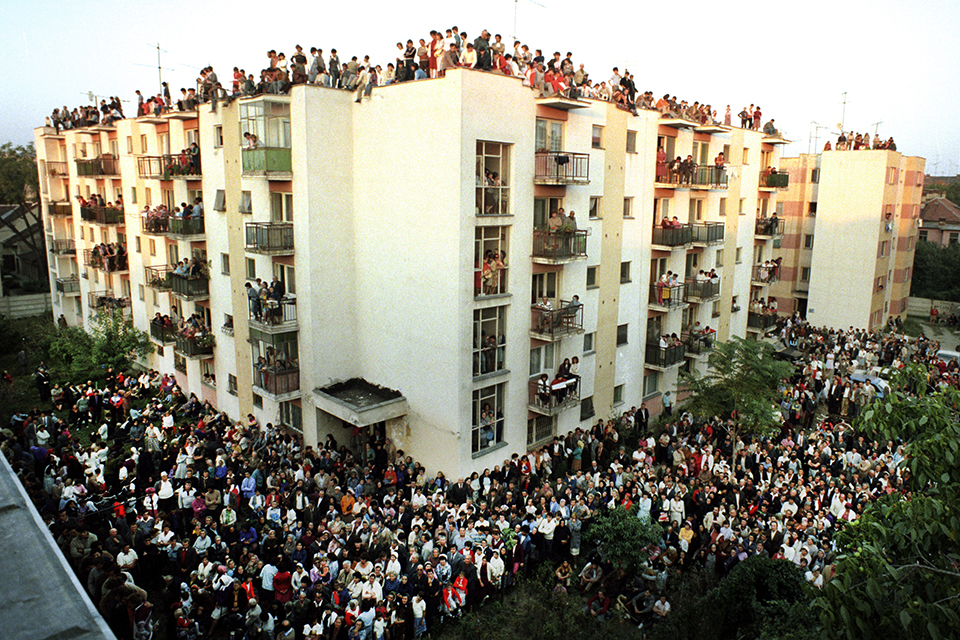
left=4, top=310, right=958, bottom=640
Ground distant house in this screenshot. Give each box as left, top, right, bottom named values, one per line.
left=919, top=197, right=960, bottom=247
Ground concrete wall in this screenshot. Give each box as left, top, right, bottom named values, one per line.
left=0, top=293, right=52, bottom=318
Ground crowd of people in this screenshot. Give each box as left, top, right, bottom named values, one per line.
left=142, top=198, right=204, bottom=234
left=88, top=242, right=129, bottom=273
left=825, top=132, right=897, bottom=152
left=3, top=313, right=959, bottom=640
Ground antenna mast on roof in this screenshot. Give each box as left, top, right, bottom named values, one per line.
left=512, top=0, right=546, bottom=42
left=809, top=121, right=828, bottom=155
left=870, top=121, right=883, bottom=136
left=840, top=92, right=848, bottom=132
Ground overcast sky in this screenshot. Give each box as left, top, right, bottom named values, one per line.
left=2, top=0, right=957, bottom=172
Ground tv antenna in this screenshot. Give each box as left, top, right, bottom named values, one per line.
left=870, top=121, right=883, bottom=136
left=809, top=121, right=828, bottom=154
left=511, top=0, right=546, bottom=42
left=839, top=92, right=848, bottom=132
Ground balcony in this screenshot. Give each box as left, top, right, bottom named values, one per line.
left=48, top=202, right=73, bottom=217
left=88, top=291, right=130, bottom=310
left=652, top=224, right=693, bottom=248
left=531, top=230, right=588, bottom=264
left=55, top=277, right=80, bottom=295
left=141, top=215, right=169, bottom=235
left=167, top=217, right=205, bottom=239
left=751, top=264, right=781, bottom=286
left=170, top=273, right=209, bottom=301
left=75, top=156, right=119, bottom=177
left=49, top=239, right=76, bottom=255
left=250, top=297, right=298, bottom=333
left=690, top=222, right=724, bottom=245
left=645, top=342, right=687, bottom=369
left=46, top=162, right=68, bottom=178
left=175, top=333, right=215, bottom=359
left=755, top=218, right=784, bottom=238
left=80, top=206, right=124, bottom=225
left=747, top=312, right=778, bottom=333
left=684, top=278, right=721, bottom=302
left=762, top=172, right=789, bottom=189
left=253, top=366, right=300, bottom=399
left=528, top=378, right=580, bottom=416
left=530, top=301, right=584, bottom=342
left=533, top=151, right=590, bottom=186
left=149, top=321, right=176, bottom=344
left=681, top=332, right=714, bottom=357
left=137, top=154, right=201, bottom=180
left=82, top=249, right=128, bottom=273
left=241, top=147, right=292, bottom=178
left=144, top=265, right=173, bottom=291
left=245, top=222, right=294, bottom=255
left=649, top=283, right=686, bottom=311
left=655, top=166, right=728, bottom=189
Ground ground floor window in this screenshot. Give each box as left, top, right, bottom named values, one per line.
left=472, top=383, right=505, bottom=453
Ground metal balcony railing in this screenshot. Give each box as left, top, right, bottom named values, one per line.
left=531, top=230, right=588, bottom=262
left=88, top=291, right=130, bottom=310
left=250, top=297, right=298, bottom=332
left=649, top=283, right=686, bottom=309
left=75, top=156, right=118, bottom=176
left=684, top=278, right=721, bottom=301
left=253, top=366, right=300, bottom=396
left=763, top=172, right=789, bottom=189
left=175, top=333, right=215, bottom=358
left=144, top=265, right=174, bottom=290
left=149, top=321, right=176, bottom=344
left=242, top=147, right=292, bottom=175
left=82, top=249, right=128, bottom=272
left=655, top=165, right=728, bottom=188
left=167, top=217, right=205, bottom=237
left=652, top=224, right=693, bottom=247
left=681, top=332, right=714, bottom=356
left=137, top=154, right=201, bottom=179
left=49, top=239, right=76, bottom=254
left=645, top=342, right=687, bottom=368
left=691, top=222, right=724, bottom=244
left=48, top=202, right=73, bottom=216
left=55, top=277, right=80, bottom=294
left=141, top=215, right=169, bottom=235
left=170, top=273, right=209, bottom=300
left=80, top=206, right=124, bottom=225
left=751, top=264, right=781, bottom=285
left=528, top=377, right=580, bottom=416
left=46, top=162, right=68, bottom=177
left=755, top=218, right=784, bottom=237
left=534, top=151, right=590, bottom=185
left=245, top=222, right=294, bottom=255
left=747, top=312, right=778, bottom=331
left=530, top=301, right=584, bottom=340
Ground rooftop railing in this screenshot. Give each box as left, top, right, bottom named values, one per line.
left=534, top=151, right=590, bottom=185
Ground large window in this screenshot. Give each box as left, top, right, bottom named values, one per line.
left=643, top=372, right=660, bottom=397
left=474, top=227, right=510, bottom=297
left=280, top=401, right=302, bottom=433
left=535, top=119, right=563, bottom=152
left=473, top=383, right=505, bottom=453
left=239, top=99, right=292, bottom=148
left=529, top=343, right=555, bottom=377
left=533, top=197, right=563, bottom=229
left=473, top=307, right=507, bottom=378
left=580, top=395, right=595, bottom=421
left=271, top=192, right=294, bottom=222
left=476, top=141, right=511, bottom=216
left=527, top=415, right=555, bottom=446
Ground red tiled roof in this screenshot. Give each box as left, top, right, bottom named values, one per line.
left=920, top=197, right=960, bottom=224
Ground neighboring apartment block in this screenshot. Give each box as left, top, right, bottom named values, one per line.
left=35, top=69, right=789, bottom=477
left=771, top=151, right=924, bottom=330
left=918, top=197, right=960, bottom=247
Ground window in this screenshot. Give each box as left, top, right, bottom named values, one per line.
left=239, top=191, right=252, bottom=213
left=130, top=187, right=137, bottom=204
left=739, top=198, right=746, bottom=215
left=620, top=261, right=631, bottom=283
left=215, top=126, right=224, bottom=148
left=950, top=232, right=959, bottom=245
left=719, top=198, right=727, bottom=217
left=654, top=198, right=670, bottom=219
left=643, top=372, right=659, bottom=397
left=274, top=263, right=296, bottom=295
left=475, top=226, right=510, bottom=297
left=535, top=119, right=563, bottom=152
left=135, top=236, right=141, bottom=253
left=270, top=192, right=294, bottom=222
left=201, top=360, right=216, bottom=388
left=711, top=300, right=720, bottom=318
left=735, top=247, right=742, bottom=264
left=804, top=234, right=814, bottom=249
left=626, top=130, right=637, bottom=154
left=473, top=307, right=507, bottom=378
left=580, top=395, right=595, bottom=421
left=246, top=258, right=256, bottom=279
left=224, top=314, right=233, bottom=332
left=221, top=253, right=231, bottom=275
left=533, top=197, right=563, bottom=229
left=213, top=190, right=226, bottom=212
left=126, top=136, right=133, bottom=154
left=800, top=267, right=810, bottom=282
left=716, top=249, right=724, bottom=267
left=472, top=383, right=505, bottom=453
left=140, top=135, right=147, bottom=154
left=589, top=196, right=601, bottom=220
left=174, top=353, right=186, bottom=373
left=689, top=198, right=703, bottom=221
left=623, top=197, right=634, bottom=219
left=886, top=167, right=896, bottom=184
left=476, top=141, right=511, bottom=215
left=584, top=332, right=595, bottom=353
left=811, top=168, right=820, bottom=183
left=531, top=271, right=557, bottom=305
left=586, top=266, right=598, bottom=288
left=240, top=99, right=292, bottom=148
left=144, top=187, right=152, bottom=206
left=138, top=284, right=145, bottom=301
left=879, top=241, right=889, bottom=258
left=279, top=401, right=302, bottom=433
left=529, top=343, right=555, bottom=376
left=253, top=393, right=263, bottom=408
left=918, top=230, right=928, bottom=243
left=527, top=415, right=555, bottom=447
left=149, top=239, right=156, bottom=256
left=742, top=149, right=749, bottom=164
left=617, top=323, right=628, bottom=346
left=809, top=202, right=818, bottom=216
left=591, top=125, right=603, bottom=149
left=613, top=384, right=624, bottom=405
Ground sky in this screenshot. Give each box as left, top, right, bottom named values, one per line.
left=2, top=0, right=959, bottom=172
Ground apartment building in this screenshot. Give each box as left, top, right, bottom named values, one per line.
left=35, top=69, right=787, bottom=477
left=770, top=151, right=924, bottom=330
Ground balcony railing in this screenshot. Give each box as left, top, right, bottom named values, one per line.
left=141, top=215, right=169, bottom=235
left=246, top=222, right=294, bottom=255
left=88, top=291, right=130, bottom=310
left=149, top=321, right=176, bottom=344
left=49, top=239, right=76, bottom=254
left=763, top=172, right=789, bottom=189
left=645, top=342, right=687, bottom=368
left=531, top=230, right=588, bottom=263
left=80, top=206, right=124, bottom=225
left=170, top=273, right=209, bottom=300
left=755, top=218, right=784, bottom=237
left=747, top=312, right=778, bottom=331
left=655, top=165, right=728, bottom=188
left=175, top=333, right=215, bottom=358
left=530, top=301, right=584, bottom=340
left=681, top=332, right=714, bottom=356
left=691, top=222, right=724, bottom=245
left=145, top=265, right=174, bottom=291
left=751, top=264, right=781, bottom=285
left=684, top=278, right=721, bottom=301
left=253, top=366, right=300, bottom=397
left=46, top=162, right=68, bottom=177
left=48, top=202, right=73, bottom=217
left=250, top=297, right=298, bottom=332
left=649, top=283, right=686, bottom=309
left=137, top=154, right=201, bottom=179
left=75, top=156, right=119, bottom=176
left=55, top=277, right=80, bottom=295
left=534, top=151, right=590, bottom=185
left=82, top=249, right=128, bottom=272
left=652, top=224, right=693, bottom=247
left=167, top=217, right=205, bottom=237
left=242, top=147, right=292, bottom=175
left=528, top=378, right=580, bottom=416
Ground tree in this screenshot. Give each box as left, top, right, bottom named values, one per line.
left=0, top=142, right=38, bottom=205
left=910, top=240, right=960, bottom=302
left=680, top=336, right=793, bottom=441
left=813, top=365, right=960, bottom=640
left=48, top=308, right=153, bottom=381
left=589, top=505, right=663, bottom=572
